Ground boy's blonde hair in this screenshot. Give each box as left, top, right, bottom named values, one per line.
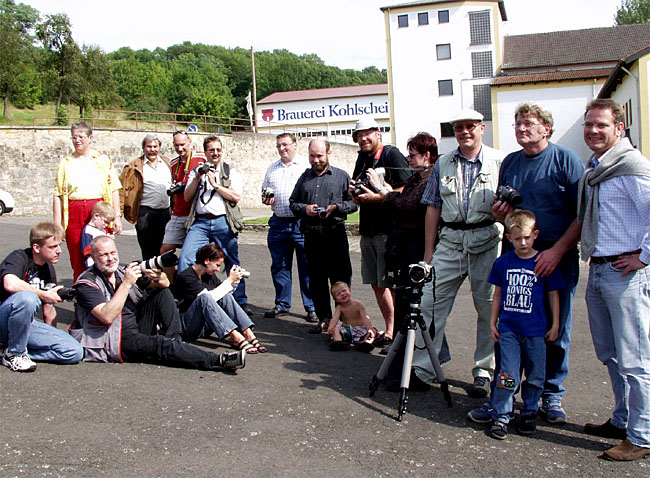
left=91, top=201, right=115, bottom=222
left=330, top=281, right=350, bottom=296
left=505, top=209, right=536, bottom=233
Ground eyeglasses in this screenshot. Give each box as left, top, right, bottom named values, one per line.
left=512, top=121, right=543, bottom=130
left=453, top=123, right=481, bottom=133
left=71, top=135, right=88, bottom=141
left=207, top=147, right=222, bottom=153
left=173, top=130, right=188, bottom=136
left=408, top=152, right=422, bottom=159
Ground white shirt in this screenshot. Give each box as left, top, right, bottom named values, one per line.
left=262, top=155, right=309, bottom=218
left=187, top=164, right=243, bottom=216
left=141, top=157, right=172, bottom=209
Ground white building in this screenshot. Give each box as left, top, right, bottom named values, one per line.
left=256, top=84, right=391, bottom=144
left=381, top=0, right=506, bottom=153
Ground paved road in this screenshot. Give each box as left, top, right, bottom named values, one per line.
left=0, top=216, right=647, bottom=477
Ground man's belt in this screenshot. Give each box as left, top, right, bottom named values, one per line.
left=590, top=249, right=641, bottom=264
left=441, top=219, right=495, bottom=231
left=196, top=213, right=225, bottom=220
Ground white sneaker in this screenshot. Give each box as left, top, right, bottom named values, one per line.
left=2, top=354, right=37, bottom=372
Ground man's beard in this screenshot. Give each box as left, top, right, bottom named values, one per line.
left=312, top=161, right=328, bottom=173
left=97, top=262, right=118, bottom=275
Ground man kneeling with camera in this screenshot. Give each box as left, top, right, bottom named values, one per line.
left=0, top=222, right=83, bottom=372
left=70, top=236, right=244, bottom=370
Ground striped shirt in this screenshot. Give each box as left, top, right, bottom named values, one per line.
left=262, top=155, right=309, bottom=218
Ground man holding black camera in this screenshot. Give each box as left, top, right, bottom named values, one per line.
left=261, top=133, right=315, bottom=321
left=290, top=139, right=357, bottom=333
left=71, top=236, right=244, bottom=370
left=120, top=134, right=173, bottom=260
left=177, top=135, right=251, bottom=315
left=489, top=102, right=584, bottom=423
left=416, top=109, right=506, bottom=398
left=0, top=222, right=83, bottom=372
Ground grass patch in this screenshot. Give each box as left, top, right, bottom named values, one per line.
left=244, top=211, right=359, bottom=224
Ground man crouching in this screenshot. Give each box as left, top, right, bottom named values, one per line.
left=70, top=236, right=244, bottom=370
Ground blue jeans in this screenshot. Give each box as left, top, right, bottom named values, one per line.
left=182, top=293, right=254, bottom=341
left=0, top=291, right=83, bottom=363
left=491, top=331, right=546, bottom=424
left=267, top=215, right=313, bottom=312
left=178, top=216, right=247, bottom=305
left=586, top=261, right=650, bottom=447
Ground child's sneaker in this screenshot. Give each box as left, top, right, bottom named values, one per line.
left=467, top=403, right=494, bottom=423
left=517, top=414, right=537, bottom=435
left=541, top=399, right=567, bottom=424
left=489, top=421, right=508, bottom=440
left=2, top=353, right=37, bottom=372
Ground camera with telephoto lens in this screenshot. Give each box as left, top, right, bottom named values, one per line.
left=261, top=187, right=275, bottom=199
left=44, top=283, right=77, bottom=301
left=198, top=162, right=216, bottom=175
left=352, top=167, right=386, bottom=196
left=166, top=181, right=186, bottom=196
left=408, top=261, right=433, bottom=285
left=137, top=250, right=178, bottom=272
left=313, top=207, right=328, bottom=218
left=497, top=185, right=523, bottom=208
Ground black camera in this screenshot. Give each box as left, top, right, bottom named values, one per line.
left=408, top=261, right=433, bottom=285
left=166, top=181, right=186, bottom=196
left=44, top=283, right=77, bottom=301
left=137, top=250, right=178, bottom=272
left=497, top=185, right=523, bottom=207
left=352, top=179, right=374, bottom=197
left=261, top=187, right=275, bottom=199
left=198, top=163, right=216, bottom=175
left=313, top=207, right=328, bottom=218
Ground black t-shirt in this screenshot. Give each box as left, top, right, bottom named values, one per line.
left=0, top=248, right=56, bottom=303
left=174, top=266, right=221, bottom=313
left=352, top=145, right=412, bottom=235
left=74, top=266, right=140, bottom=332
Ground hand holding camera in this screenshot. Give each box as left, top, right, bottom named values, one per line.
left=227, top=264, right=250, bottom=284
left=261, top=187, right=275, bottom=206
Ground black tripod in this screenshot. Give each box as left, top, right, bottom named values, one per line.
left=369, top=283, right=452, bottom=421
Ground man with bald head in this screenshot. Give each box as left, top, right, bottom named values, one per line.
left=289, top=139, right=357, bottom=333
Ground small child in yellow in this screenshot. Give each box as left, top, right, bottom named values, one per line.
left=327, top=281, right=377, bottom=353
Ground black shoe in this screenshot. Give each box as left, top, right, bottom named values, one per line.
left=468, top=376, right=490, bottom=398
left=517, top=414, right=537, bottom=435
left=584, top=419, right=627, bottom=440
left=489, top=421, right=508, bottom=440
left=308, top=321, right=328, bottom=334
left=264, top=307, right=288, bottom=318
left=240, top=304, right=254, bottom=316
left=305, top=311, right=319, bottom=323
left=220, top=350, right=245, bottom=370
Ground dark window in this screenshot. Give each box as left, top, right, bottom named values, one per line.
left=440, top=123, right=454, bottom=137
left=471, top=51, right=493, bottom=78
left=439, top=80, right=453, bottom=96
left=418, top=12, right=429, bottom=25
left=436, top=44, right=451, bottom=60
left=473, top=84, right=492, bottom=120
left=469, top=10, right=491, bottom=45
left=398, top=14, right=409, bottom=28
left=438, top=10, right=449, bottom=23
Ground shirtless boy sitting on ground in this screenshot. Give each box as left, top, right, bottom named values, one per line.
left=327, top=281, right=377, bottom=353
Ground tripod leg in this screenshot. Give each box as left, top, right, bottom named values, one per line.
left=369, top=332, right=405, bottom=397
left=420, top=328, right=453, bottom=408
left=397, top=328, right=417, bottom=421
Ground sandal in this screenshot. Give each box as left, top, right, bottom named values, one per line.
left=234, top=340, right=259, bottom=354
left=249, top=338, right=267, bottom=353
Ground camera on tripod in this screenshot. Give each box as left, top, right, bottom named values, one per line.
left=198, top=163, right=217, bottom=175
left=408, top=261, right=433, bottom=285
left=136, top=250, right=178, bottom=272
left=44, top=283, right=77, bottom=301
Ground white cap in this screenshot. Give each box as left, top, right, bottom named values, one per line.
left=449, top=109, right=484, bottom=124
left=352, top=117, right=380, bottom=142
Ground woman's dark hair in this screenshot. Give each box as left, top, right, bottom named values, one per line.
left=406, top=132, right=439, bottom=164
left=195, top=243, right=225, bottom=265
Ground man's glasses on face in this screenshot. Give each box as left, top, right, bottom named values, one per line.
left=453, top=122, right=481, bottom=133
left=512, top=121, right=543, bottom=130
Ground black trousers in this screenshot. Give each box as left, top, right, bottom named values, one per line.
left=303, top=223, right=352, bottom=320
left=120, top=288, right=219, bottom=370
left=136, top=206, right=171, bottom=260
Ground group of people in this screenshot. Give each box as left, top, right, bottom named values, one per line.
left=0, top=98, right=648, bottom=461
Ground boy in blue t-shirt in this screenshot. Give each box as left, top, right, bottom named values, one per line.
left=484, top=210, right=564, bottom=440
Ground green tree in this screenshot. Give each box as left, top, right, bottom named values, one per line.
left=36, top=13, right=80, bottom=117
left=615, top=0, right=650, bottom=24
left=71, top=45, right=120, bottom=116
left=0, top=0, right=40, bottom=116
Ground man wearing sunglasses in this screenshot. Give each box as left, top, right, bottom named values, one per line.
left=416, top=109, right=506, bottom=398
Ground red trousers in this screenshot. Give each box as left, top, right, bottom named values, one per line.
left=66, top=198, right=101, bottom=280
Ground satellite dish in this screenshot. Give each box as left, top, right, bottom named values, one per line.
left=187, top=124, right=198, bottom=132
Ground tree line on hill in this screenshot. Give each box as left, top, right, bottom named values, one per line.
left=0, top=0, right=387, bottom=121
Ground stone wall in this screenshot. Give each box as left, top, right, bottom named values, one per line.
left=0, top=127, right=359, bottom=216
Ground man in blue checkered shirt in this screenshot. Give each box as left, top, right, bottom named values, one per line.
left=261, top=133, right=316, bottom=322
left=578, top=99, right=650, bottom=462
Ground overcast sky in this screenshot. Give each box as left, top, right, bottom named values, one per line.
left=22, top=0, right=621, bottom=70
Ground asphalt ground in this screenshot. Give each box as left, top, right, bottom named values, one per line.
left=0, top=215, right=648, bottom=477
